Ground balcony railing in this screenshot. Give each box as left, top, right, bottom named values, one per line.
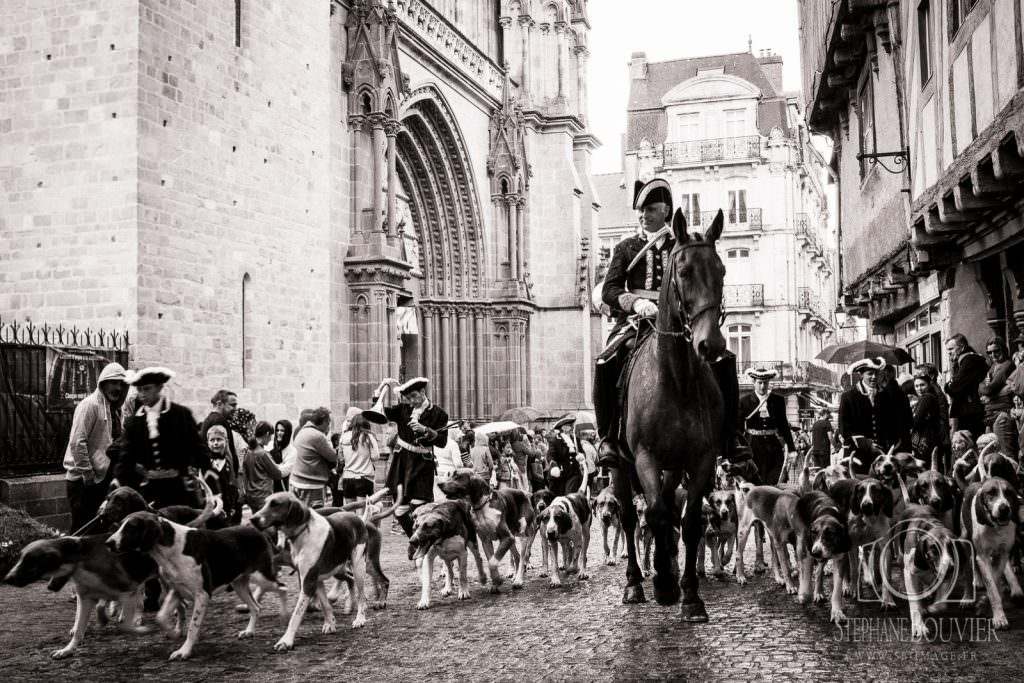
left=691, top=208, right=762, bottom=231
left=737, top=360, right=838, bottom=387
left=795, top=217, right=822, bottom=255
left=798, top=287, right=833, bottom=326
left=662, top=136, right=761, bottom=166
left=724, top=284, right=765, bottom=308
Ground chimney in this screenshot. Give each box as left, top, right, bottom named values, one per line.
left=629, top=51, right=648, bottom=81
left=757, top=49, right=784, bottom=95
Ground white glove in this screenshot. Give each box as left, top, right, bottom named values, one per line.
left=634, top=299, right=658, bottom=318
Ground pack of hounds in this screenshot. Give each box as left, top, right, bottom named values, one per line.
left=2, top=468, right=595, bottom=661
left=6, top=440, right=1024, bottom=660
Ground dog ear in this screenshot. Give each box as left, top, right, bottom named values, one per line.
left=849, top=483, right=863, bottom=515
left=975, top=489, right=993, bottom=526
left=285, top=498, right=309, bottom=528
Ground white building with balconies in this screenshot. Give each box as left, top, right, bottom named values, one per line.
left=595, top=48, right=839, bottom=422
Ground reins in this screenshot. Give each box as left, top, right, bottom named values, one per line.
left=654, top=243, right=723, bottom=342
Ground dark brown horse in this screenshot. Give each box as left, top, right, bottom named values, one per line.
left=612, top=208, right=726, bottom=621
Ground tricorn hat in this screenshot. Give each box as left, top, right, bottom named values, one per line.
left=552, top=414, right=575, bottom=431
left=632, top=178, right=673, bottom=212
left=125, top=366, right=175, bottom=386
left=746, top=366, right=777, bottom=381
left=848, top=357, right=886, bottom=375
left=396, top=376, right=429, bottom=395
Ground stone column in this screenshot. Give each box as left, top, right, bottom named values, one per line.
left=499, top=15, right=512, bottom=73
left=370, top=114, right=386, bottom=232
left=507, top=197, right=519, bottom=280
left=515, top=197, right=526, bottom=281
left=385, top=119, right=400, bottom=238
left=518, top=16, right=532, bottom=101
left=440, top=308, right=452, bottom=410
left=554, top=21, right=568, bottom=102
left=574, top=44, right=589, bottom=122
left=519, top=321, right=529, bottom=405
left=457, top=310, right=469, bottom=419
left=423, top=307, right=436, bottom=383
left=538, top=23, right=550, bottom=100
left=474, top=309, right=486, bottom=420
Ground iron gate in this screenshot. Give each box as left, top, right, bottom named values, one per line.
left=0, top=319, right=129, bottom=477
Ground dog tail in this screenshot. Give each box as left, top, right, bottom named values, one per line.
left=187, top=477, right=217, bottom=528
left=338, top=488, right=390, bottom=513
left=369, top=484, right=403, bottom=524
left=894, top=471, right=911, bottom=506
left=931, top=447, right=940, bottom=472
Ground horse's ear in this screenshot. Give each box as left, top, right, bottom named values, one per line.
left=705, top=209, right=724, bottom=244
left=672, top=208, right=689, bottom=244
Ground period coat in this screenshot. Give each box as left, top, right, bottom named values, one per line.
left=738, top=391, right=794, bottom=484
left=383, top=402, right=448, bottom=504
left=601, top=231, right=676, bottom=333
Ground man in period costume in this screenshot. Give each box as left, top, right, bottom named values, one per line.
left=593, top=177, right=744, bottom=468
left=373, top=376, right=449, bottom=537
left=738, top=367, right=794, bottom=485
left=838, top=357, right=899, bottom=473
left=109, top=367, right=203, bottom=508
left=547, top=415, right=585, bottom=495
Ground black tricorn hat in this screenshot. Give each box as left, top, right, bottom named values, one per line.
left=633, top=178, right=673, bottom=212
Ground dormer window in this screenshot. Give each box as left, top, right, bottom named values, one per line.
left=696, top=67, right=724, bottom=77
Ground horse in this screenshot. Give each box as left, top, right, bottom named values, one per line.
left=612, top=208, right=726, bottom=622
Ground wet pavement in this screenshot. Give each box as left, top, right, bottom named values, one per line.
left=0, top=522, right=1021, bottom=682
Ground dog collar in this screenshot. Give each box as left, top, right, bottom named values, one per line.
left=473, top=493, right=492, bottom=511
left=286, top=522, right=310, bottom=541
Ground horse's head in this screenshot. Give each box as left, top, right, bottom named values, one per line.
left=663, top=208, right=726, bottom=361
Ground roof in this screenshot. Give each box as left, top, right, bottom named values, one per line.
left=625, top=51, right=793, bottom=149
left=592, top=172, right=637, bottom=230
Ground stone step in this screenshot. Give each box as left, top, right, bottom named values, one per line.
left=0, top=474, right=71, bottom=532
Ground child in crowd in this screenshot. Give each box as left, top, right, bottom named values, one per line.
left=240, top=420, right=283, bottom=514
left=204, top=424, right=239, bottom=519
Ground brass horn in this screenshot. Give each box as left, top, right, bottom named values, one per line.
left=362, top=394, right=389, bottom=425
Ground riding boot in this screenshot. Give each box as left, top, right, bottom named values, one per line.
left=711, top=352, right=749, bottom=463
left=593, top=359, right=622, bottom=469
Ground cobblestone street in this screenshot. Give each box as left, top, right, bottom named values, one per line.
left=2, top=526, right=1022, bottom=683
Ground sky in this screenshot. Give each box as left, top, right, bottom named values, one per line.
left=587, top=0, right=803, bottom=174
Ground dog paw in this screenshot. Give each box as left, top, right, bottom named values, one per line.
left=1011, top=591, right=1024, bottom=605
left=797, top=592, right=811, bottom=605
left=124, top=625, right=153, bottom=636
left=417, top=599, right=430, bottom=610
left=440, top=587, right=452, bottom=598
left=538, top=570, right=548, bottom=578
left=993, top=614, right=1010, bottom=630
left=620, top=551, right=628, bottom=559
left=578, top=571, right=589, bottom=581
left=273, top=639, right=294, bottom=652
left=458, top=590, right=471, bottom=600
left=351, top=615, right=366, bottom=628
left=557, top=564, right=566, bottom=572
left=548, top=579, right=561, bottom=589
left=237, top=629, right=255, bottom=640
left=880, top=599, right=897, bottom=611
left=51, top=647, right=75, bottom=660
left=736, top=573, right=747, bottom=586
left=753, top=562, right=768, bottom=574
left=911, top=622, right=928, bottom=640
left=489, top=584, right=501, bottom=595
left=641, top=569, right=652, bottom=578
left=322, top=621, right=337, bottom=634
left=168, top=647, right=191, bottom=661
left=505, top=571, right=516, bottom=580
left=813, top=592, right=827, bottom=605
left=712, top=569, right=725, bottom=578
left=786, top=585, right=799, bottom=596
left=511, top=579, right=523, bottom=590
left=605, top=558, right=617, bottom=566
left=830, top=608, right=847, bottom=624
left=843, top=585, right=855, bottom=599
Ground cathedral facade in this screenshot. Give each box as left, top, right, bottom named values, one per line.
left=0, top=0, right=599, bottom=421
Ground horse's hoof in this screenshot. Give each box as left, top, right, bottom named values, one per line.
left=653, top=574, right=681, bottom=606
left=680, top=600, right=709, bottom=623
left=622, top=585, right=647, bottom=604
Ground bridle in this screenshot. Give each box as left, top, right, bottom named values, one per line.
left=655, top=242, right=724, bottom=343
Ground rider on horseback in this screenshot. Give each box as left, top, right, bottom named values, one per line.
left=593, top=177, right=748, bottom=470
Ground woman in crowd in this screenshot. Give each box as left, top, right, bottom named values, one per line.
left=269, top=419, right=295, bottom=493
left=993, top=392, right=1024, bottom=461
left=433, top=427, right=464, bottom=483
left=240, top=420, right=284, bottom=514
left=510, top=428, right=539, bottom=493
left=494, top=439, right=519, bottom=490
left=341, top=413, right=379, bottom=505
left=911, top=375, right=944, bottom=463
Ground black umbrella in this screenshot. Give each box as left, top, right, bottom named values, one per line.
left=815, top=340, right=913, bottom=366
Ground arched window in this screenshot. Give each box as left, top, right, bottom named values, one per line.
left=727, top=323, right=751, bottom=365
left=242, top=273, right=252, bottom=387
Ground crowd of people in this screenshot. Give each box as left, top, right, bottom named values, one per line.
left=61, top=365, right=604, bottom=548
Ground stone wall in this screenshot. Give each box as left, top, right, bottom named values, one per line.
left=131, top=0, right=335, bottom=421
left=0, top=0, right=140, bottom=330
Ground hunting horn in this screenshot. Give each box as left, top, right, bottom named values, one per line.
left=362, top=394, right=389, bottom=425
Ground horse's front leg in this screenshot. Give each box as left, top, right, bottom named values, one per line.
left=680, top=465, right=713, bottom=622
left=635, top=449, right=681, bottom=606
left=613, top=467, right=645, bottom=604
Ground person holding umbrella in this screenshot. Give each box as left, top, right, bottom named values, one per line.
left=738, top=367, right=794, bottom=485
left=838, top=358, right=899, bottom=473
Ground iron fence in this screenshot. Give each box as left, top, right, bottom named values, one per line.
left=0, top=319, right=129, bottom=476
